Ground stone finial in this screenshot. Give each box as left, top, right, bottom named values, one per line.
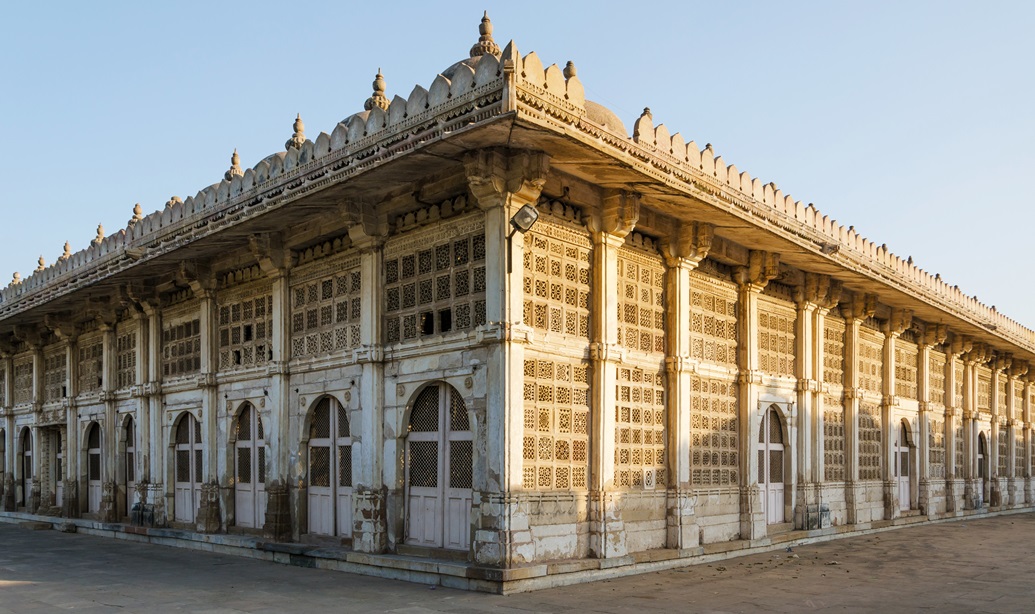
left=36, top=256, right=45, bottom=272
left=92, top=224, right=104, bottom=246
left=469, top=11, right=501, bottom=58
left=286, top=114, right=306, bottom=151
left=165, top=196, right=183, bottom=209
left=364, top=69, right=390, bottom=111
left=563, top=61, right=577, bottom=80
left=225, top=148, right=244, bottom=181
left=11, top=272, right=21, bottom=285
left=128, top=203, right=144, bottom=226
left=59, top=241, right=71, bottom=262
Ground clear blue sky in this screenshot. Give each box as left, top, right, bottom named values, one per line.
left=1, top=2, right=1033, bottom=326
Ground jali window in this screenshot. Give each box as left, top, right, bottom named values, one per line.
left=690, top=376, right=739, bottom=486
left=858, top=328, right=884, bottom=394
left=929, top=351, right=947, bottom=406
left=616, top=246, right=665, bottom=354
left=689, top=273, right=738, bottom=368
left=823, top=316, right=845, bottom=385
left=615, top=366, right=666, bottom=489
left=997, top=378, right=1008, bottom=414
left=162, top=319, right=201, bottom=378
left=858, top=401, right=882, bottom=481
left=43, top=350, right=65, bottom=402
left=291, top=260, right=361, bottom=358
left=78, top=338, right=103, bottom=393
left=385, top=219, right=486, bottom=343
left=522, top=357, right=590, bottom=490
left=977, top=368, right=991, bottom=412
left=1015, top=426, right=1024, bottom=478
left=218, top=287, right=273, bottom=370
left=929, top=417, right=945, bottom=479
left=953, top=360, right=964, bottom=408
left=954, top=415, right=964, bottom=477
left=0, top=365, right=5, bottom=406
left=115, top=329, right=137, bottom=389
left=758, top=299, right=796, bottom=377
left=522, top=221, right=591, bottom=339
left=1014, top=382, right=1024, bottom=422
left=997, top=422, right=1008, bottom=476
left=13, top=358, right=32, bottom=405
left=823, top=394, right=845, bottom=482
left=894, top=340, right=918, bottom=399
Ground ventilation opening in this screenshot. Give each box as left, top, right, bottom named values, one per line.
left=420, top=311, right=435, bottom=335
left=439, top=309, right=452, bottom=333
left=243, top=324, right=253, bottom=342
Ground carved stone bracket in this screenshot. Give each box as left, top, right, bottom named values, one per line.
left=463, top=148, right=550, bottom=210
left=662, top=221, right=713, bottom=269
left=195, top=373, right=217, bottom=389
left=840, top=292, right=878, bottom=322
left=800, top=272, right=842, bottom=310
left=664, top=355, right=698, bottom=374
left=589, top=342, right=624, bottom=363
left=734, top=250, right=779, bottom=291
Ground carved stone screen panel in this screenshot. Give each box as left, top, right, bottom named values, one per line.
left=823, top=394, right=845, bottom=482
left=895, top=340, right=918, bottom=400
left=1014, top=384, right=1024, bottom=422
left=0, top=366, right=5, bottom=406
left=291, top=255, right=361, bottom=358
left=162, top=318, right=201, bottom=378
left=823, top=317, right=845, bottom=386
left=77, top=338, right=103, bottom=393
left=218, top=286, right=273, bottom=370
left=758, top=298, right=796, bottom=377
left=977, top=369, right=991, bottom=412
left=115, top=328, right=137, bottom=389
left=954, top=415, right=964, bottom=477
left=858, top=329, right=885, bottom=394
left=929, top=417, right=945, bottom=479
left=1015, top=427, right=1024, bottom=478
left=616, top=246, right=665, bottom=354
left=522, top=357, right=590, bottom=490
left=385, top=216, right=486, bottom=343
left=954, top=361, right=964, bottom=408
left=858, top=402, right=882, bottom=481
left=13, top=358, right=32, bottom=405
left=690, top=376, right=739, bottom=487
left=929, top=351, right=947, bottom=407
left=522, top=220, right=591, bottom=339
left=614, top=366, right=666, bottom=489
left=689, top=272, right=738, bottom=368
left=997, top=425, right=1008, bottom=476
left=997, top=379, right=1008, bottom=415
left=43, top=350, right=65, bottom=402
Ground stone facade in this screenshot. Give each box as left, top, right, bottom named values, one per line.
left=1, top=14, right=1034, bottom=592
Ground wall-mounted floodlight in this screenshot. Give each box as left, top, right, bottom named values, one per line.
left=507, top=204, right=540, bottom=272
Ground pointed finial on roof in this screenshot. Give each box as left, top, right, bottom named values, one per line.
left=225, top=148, right=244, bottom=181
left=165, top=196, right=182, bottom=209
left=364, top=69, right=390, bottom=111
left=470, top=11, right=501, bottom=58
left=563, top=61, right=577, bottom=80
left=93, top=224, right=104, bottom=246
left=11, top=272, right=21, bottom=285
left=59, top=241, right=71, bottom=262
left=286, top=113, right=306, bottom=151
left=132, top=203, right=144, bottom=223
left=36, top=256, right=45, bottom=272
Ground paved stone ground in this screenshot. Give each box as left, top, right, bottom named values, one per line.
left=1, top=513, right=1034, bottom=613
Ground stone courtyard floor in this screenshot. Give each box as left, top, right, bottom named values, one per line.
left=1, top=513, right=1034, bottom=613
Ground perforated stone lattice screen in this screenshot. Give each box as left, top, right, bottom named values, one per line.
left=162, top=318, right=201, bottom=378
left=954, top=416, right=965, bottom=476
left=218, top=291, right=273, bottom=370
left=616, top=247, right=665, bottom=354
left=929, top=417, right=946, bottom=479
left=858, top=402, right=882, bottom=481
left=930, top=351, right=947, bottom=406
left=823, top=317, right=845, bottom=385
left=13, top=357, right=32, bottom=405
left=977, top=369, right=992, bottom=412
left=824, top=394, right=845, bottom=482
left=43, top=349, right=65, bottom=402
left=115, top=328, right=137, bottom=389
left=523, top=220, right=591, bottom=339
left=614, top=366, right=666, bottom=489
left=0, top=366, right=6, bottom=405
left=291, top=261, right=361, bottom=359
left=690, top=375, right=739, bottom=486
left=954, top=360, right=965, bottom=408
left=998, top=427, right=1008, bottom=476
left=895, top=341, right=919, bottom=400
left=758, top=300, right=796, bottom=377
left=690, top=273, right=738, bottom=367
left=522, top=357, right=590, bottom=490
left=858, top=328, right=884, bottom=394
left=77, top=338, right=103, bottom=393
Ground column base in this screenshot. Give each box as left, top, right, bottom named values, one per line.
left=588, top=491, right=629, bottom=559
left=471, top=492, right=534, bottom=567
left=738, top=485, right=765, bottom=540
left=62, top=479, right=79, bottom=518
left=196, top=482, right=221, bottom=533
left=100, top=481, right=118, bottom=522
left=351, top=487, right=387, bottom=553
left=262, top=479, right=292, bottom=542
left=2, top=473, right=13, bottom=512
left=666, top=488, right=700, bottom=549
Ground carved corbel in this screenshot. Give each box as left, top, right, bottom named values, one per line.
left=248, top=233, right=292, bottom=278
left=800, top=272, right=843, bottom=310
left=840, top=292, right=877, bottom=322
left=42, top=315, right=77, bottom=342
left=733, top=250, right=780, bottom=290
left=662, top=221, right=713, bottom=268
left=463, top=148, right=550, bottom=211
left=177, top=261, right=214, bottom=299
left=597, top=190, right=640, bottom=239
left=923, top=324, right=948, bottom=348
left=1009, top=361, right=1029, bottom=379
left=12, top=325, right=42, bottom=349
left=994, top=354, right=1012, bottom=374
left=341, top=200, right=387, bottom=248
left=949, top=334, right=972, bottom=359
left=883, top=308, right=913, bottom=337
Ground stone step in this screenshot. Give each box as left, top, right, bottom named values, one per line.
left=19, top=521, right=52, bottom=531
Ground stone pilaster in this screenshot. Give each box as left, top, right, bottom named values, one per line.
left=840, top=293, right=875, bottom=525
left=192, top=278, right=221, bottom=532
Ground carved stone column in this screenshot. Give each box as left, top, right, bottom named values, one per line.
left=1, top=351, right=13, bottom=512
left=194, top=281, right=221, bottom=533
left=464, top=148, right=547, bottom=567
left=1025, top=378, right=1033, bottom=504
left=840, top=293, right=875, bottom=525
left=961, top=353, right=979, bottom=509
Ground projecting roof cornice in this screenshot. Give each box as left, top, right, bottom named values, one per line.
left=1, top=13, right=1031, bottom=358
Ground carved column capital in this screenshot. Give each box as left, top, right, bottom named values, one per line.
left=662, top=221, right=713, bottom=269
left=463, top=148, right=550, bottom=210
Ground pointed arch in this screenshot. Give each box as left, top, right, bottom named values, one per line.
left=173, top=412, right=202, bottom=524
left=19, top=427, right=31, bottom=510
left=233, top=402, right=266, bottom=529
left=305, top=395, right=352, bottom=539
left=758, top=405, right=786, bottom=524
left=122, top=415, right=137, bottom=517
left=85, top=421, right=102, bottom=514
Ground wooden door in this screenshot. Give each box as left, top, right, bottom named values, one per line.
left=234, top=405, right=266, bottom=529
left=87, top=424, right=102, bottom=513
left=20, top=430, right=31, bottom=509
left=758, top=408, right=785, bottom=524
left=405, top=384, right=472, bottom=550
left=896, top=423, right=910, bottom=510
left=125, top=419, right=136, bottom=511
left=54, top=431, right=63, bottom=508
left=307, top=397, right=351, bottom=537
left=174, top=414, right=202, bottom=523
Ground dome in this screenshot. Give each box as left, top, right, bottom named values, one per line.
left=585, top=101, right=628, bottom=136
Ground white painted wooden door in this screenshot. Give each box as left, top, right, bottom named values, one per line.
left=21, top=430, right=31, bottom=509
left=896, top=423, right=910, bottom=510
left=758, top=408, right=785, bottom=524
left=307, top=397, right=352, bottom=538
left=87, top=424, right=102, bottom=513
left=406, top=385, right=472, bottom=550
left=174, top=414, right=202, bottom=523
left=54, top=432, right=63, bottom=509
left=125, top=419, right=136, bottom=511
left=235, top=405, right=267, bottom=529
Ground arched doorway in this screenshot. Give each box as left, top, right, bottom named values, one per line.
left=54, top=430, right=64, bottom=509
left=174, top=413, right=202, bottom=523
left=20, top=428, right=31, bottom=510
left=405, top=383, right=472, bottom=550
left=307, top=396, right=352, bottom=538
left=758, top=406, right=785, bottom=524
left=894, top=421, right=912, bottom=510
left=234, top=403, right=266, bottom=529
left=86, top=423, right=102, bottom=514
left=978, top=432, right=989, bottom=505
left=124, top=418, right=136, bottom=514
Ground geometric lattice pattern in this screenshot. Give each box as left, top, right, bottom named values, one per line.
left=929, top=417, right=945, bottom=479
left=614, top=366, right=666, bottom=489
left=218, top=292, right=273, bottom=370
left=823, top=316, right=845, bottom=385
left=162, top=318, right=201, bottom=378
left=1015, top=427, right=1024, bottom=478
left=954, top=416, right=964, bottom=477
left=823, top=394, right=845, bottom=482
left=115, top=329, right=137, bottom=389
left=0, top=366, right=5, bottom=406
left=43, top=350, right=66, bottom=402
left=78, top=339, right=103, bottom=393
left=858, top=402, right=882, bottom=481
left=291, top=266, right=361, bottom=358
left=998, top=423, right=1008, bottom=477
left=385, top=230, right=486, bottom=343
left=977, top=368, right=991, bottom=412
left=758, top=300, right=796, bottom=377
left=13, top=357, right=33, bottom=405
left=522, top=358, right=590, bottom=490
left=954, top=360, right=965, bottom=408
left=616, top=247, right=665, bottom=354
left=689, top=274, right=738, bottom=367
left=690, top=376, right=738, bottom=487
left=858, top=328, right=884, bottom=394
left=929, top=351, right=946, bottom=407
left=523, top=223, right=591, bottom=339
left=997, top=379, right=1008, bottom=416
left=894, top=340, right=918, bottom=399
left=1014, top=383, right=1025, bottom=422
